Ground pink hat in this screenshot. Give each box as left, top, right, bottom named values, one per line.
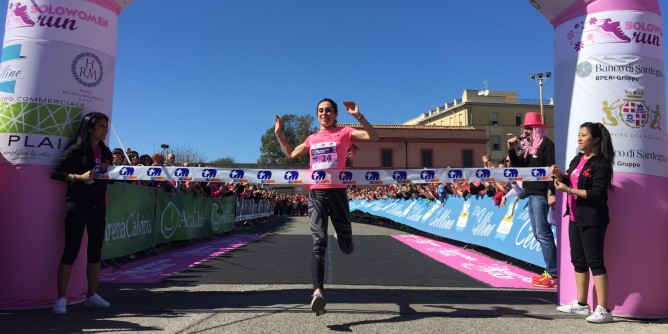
left=522, top=112, right=545, bottom=128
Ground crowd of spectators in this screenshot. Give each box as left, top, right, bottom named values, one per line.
left=347, top=154, right=524, bottom=208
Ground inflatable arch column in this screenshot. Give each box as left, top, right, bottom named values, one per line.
left=533, top=0, right=667, bottom=318
left=0, top=0, right=132, bottom=308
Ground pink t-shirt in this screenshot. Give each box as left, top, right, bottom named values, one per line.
left=568, top=155, right=587, bottom=222
left=304, top=127, right=355, bottom=189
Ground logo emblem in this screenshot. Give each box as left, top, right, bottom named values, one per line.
left=576, top=61, right=592, bottom=78
left=601, top=91, right=660, bottom=130
left=230, top=170, right=245, bottom=180
left=447, top=169, right=464, bottom=181
left=311, top=170, right=327, bottom=183
left=420, top=170, right=436, bottom=181
left=202, top=169, right=218, bottom=181
left=71, top=52, right=103, bottom=88
left=7, top=2, right=35, bottom=29
left=392, top=171, right=409, bottom=183
left=504, top=168, right=520, bottom=179
left=531, top=168, right=548, bottom=179
left=339, top=171, right=356, bottom=184
left=174, top=168, right=190, bottom=180
left=475, top=169, right=492, bottom=180
left=147, top=167, right=162, bottom=177
left=258, top=170, right=275, bottom=183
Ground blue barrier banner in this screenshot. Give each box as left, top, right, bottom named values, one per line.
left=350, top=196, right=557, bottom=268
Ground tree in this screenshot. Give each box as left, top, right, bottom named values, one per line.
left=210, top=156, right=235, bottom=165
left=170, top=144, right=208, bottom=165
left=258, top=114, right=317, bottom=164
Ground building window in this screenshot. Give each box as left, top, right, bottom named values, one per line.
left=491, top=112, right=498, bottom=125
left=462, top=149, right=474, bottom=167
left=450, top=118, right=453, bottom=126
left=381, top=149, right=393, bottom=168
left=515, top=113, right=522, bottom=126
left=458, top=114, right=463, bottom=126
left=491, top=135, right=501, bottom=151
left=421, top=149, right=433, bottom=168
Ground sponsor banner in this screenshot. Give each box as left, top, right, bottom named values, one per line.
left=350, top=196, right=556, bottom=268
left=4, top=0, right=120, bottom=57
left=211, top=196, right=236, bottom=234
left=235, top=198, right=273, bottom=222
left=155, top=190, right=213, bottom=244
left=554, top=11, right=663, bottom=64
left=569, top=56, right=666, bottom=177
left=101, top=182, right=156, bottom=260
left=101, top=166, right=552, bottom=184
left=100, top=184, right=236, bottom=260
left=0, top=41, right=115, bottom=165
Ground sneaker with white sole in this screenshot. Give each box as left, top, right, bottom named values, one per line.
left=586, top=305, right=613, bottom=323
left=83, top=293, right=110, bottom=308
left=310, top=291, right=326, bottom=316
left=52, top=297, right=67, bottom=315
left=557, top=300, right=591, bottom=315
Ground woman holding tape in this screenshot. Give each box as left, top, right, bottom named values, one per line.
left=50, top=112, right=113, bottom=315
left=274, top=98, right=378, bottom=316
left=551, top=122, right=615, bottom=324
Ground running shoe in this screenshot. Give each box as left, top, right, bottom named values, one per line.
left=557, top=300, right=591, bottom=315
left=532, top=273, right=557, bottom=288
left=532, top=271, right=548, bottom=283
left=52, top=297, right=67, bottom=315
left=586, top=305, right=613, bottom=323
left=311, top=291, right=327, bottom=316
left=83, top=293, right=111, bottom=308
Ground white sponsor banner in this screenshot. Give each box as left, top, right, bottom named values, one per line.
left=566, top=56, right=666, bottom=177
left=100, top=166, right=553, bottom=185
left=554, top=11, right=663, bottom=64
left=4, top=0, right=119, bottom=57
left=0, top=41, right=115, bottom=165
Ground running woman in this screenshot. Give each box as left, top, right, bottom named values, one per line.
left=274, top=98, right=378, bottom=315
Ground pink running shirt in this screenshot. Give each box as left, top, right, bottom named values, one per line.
left=568, top=155, right=588, bottom=222
left=304, top=127, right=355, bottom=189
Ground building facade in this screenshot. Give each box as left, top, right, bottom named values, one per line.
left=403, top=90, right=554, bottom=164
left=343, top=124, right=488, bottom=169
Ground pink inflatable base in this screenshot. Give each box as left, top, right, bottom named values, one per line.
left=0, top=165, right=90, bottom=309
left=556, top=173, right=668, bottom=318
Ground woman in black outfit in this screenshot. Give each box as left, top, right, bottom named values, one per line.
left=551, top=122, right=615, bottom=324
left=50, top=112, right=113, bottom=315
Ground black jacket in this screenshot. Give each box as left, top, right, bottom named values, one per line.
left=508, top=137, right=556, bottom=197
left=561, top=153, right=613, bottom=226
left=50, top=142, right=113, bottom=205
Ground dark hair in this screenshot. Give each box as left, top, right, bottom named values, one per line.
left=316, top=98, right=338, bottom=127
left=581, top=122, right=615, bottom=189
left=139, top=154, right=153, bottom=166
left=69, top=112, right=109, bottom=165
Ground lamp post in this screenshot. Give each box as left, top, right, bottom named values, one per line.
left=530, top=72, right=551, bottom=123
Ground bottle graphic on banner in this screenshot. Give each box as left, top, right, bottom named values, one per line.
left=401, top=200, right=417, bottom=217
left=495, top=200, right=516, bottom=241
left=420, top=204, right=438, bottom=222
left=455, top=200, right=470, bottom=232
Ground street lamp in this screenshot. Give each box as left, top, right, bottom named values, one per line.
left=530, top=72, right=551, bottom=123
left=160, top=143, right=169, bottom=156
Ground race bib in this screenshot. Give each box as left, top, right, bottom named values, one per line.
left=311, top=142, right=338, bottom=170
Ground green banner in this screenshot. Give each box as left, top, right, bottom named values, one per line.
left=210, top=196, right=236, bottom=234
left=101, top=183, right=156, bottom=260
left=155, top=190, right=212, bottom=244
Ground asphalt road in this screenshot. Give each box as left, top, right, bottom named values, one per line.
left=1, top=216, right=666, bottom=334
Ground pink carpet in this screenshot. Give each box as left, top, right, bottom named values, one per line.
left=100, top=234, right=264, bottom=283
left=393, top=235, right=552, bottom=290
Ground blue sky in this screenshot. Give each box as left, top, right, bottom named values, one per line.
left=2, top=1, right=666, bottom=163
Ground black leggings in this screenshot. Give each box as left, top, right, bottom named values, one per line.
left=60, top=202, right=107, bottom=265
left=308, top=188, right=353, bottom=290
left=569, top=222, right=608, bottom=276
